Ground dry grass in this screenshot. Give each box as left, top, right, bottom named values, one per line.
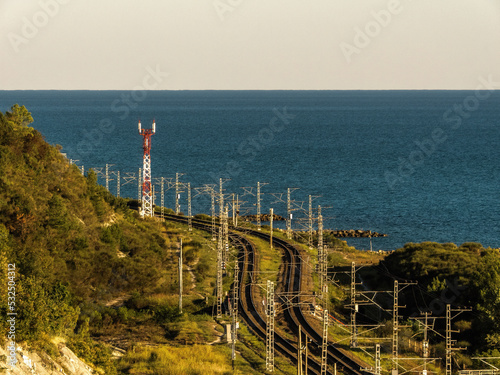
left=118, top=345, right=232, bottom=374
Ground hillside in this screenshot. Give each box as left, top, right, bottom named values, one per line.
left=376, top=242, right=500, bottom=355
left=0, top=105, right=252, bottom=374
left=2, top=104, right=499, bottom=374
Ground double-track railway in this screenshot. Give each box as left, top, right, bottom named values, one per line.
left=164, top=214, right=368, bottom=375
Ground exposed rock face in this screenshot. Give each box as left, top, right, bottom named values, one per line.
left=240, top=214, right=285, bottom=222
left=0, top=343, right=94, bottom=374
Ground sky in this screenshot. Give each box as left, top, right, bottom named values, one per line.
left=1, top=0, right=499, bottom=90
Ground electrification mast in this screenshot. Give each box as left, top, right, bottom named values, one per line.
left=138, top=120, right=156, bottom=218
left=321, top=309, right=329, bottom=375
left=266, top=280, right=275, bottom=372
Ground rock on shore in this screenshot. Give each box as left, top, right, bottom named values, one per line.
left=327, top=229, right=387, bottom=238
left=240, top=214, right=286, bottom=222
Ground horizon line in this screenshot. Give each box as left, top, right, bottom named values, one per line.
left=1, top=88, right=499, bottom=92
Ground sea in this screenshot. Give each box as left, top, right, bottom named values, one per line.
left=1, top=90, right=499, bottom=251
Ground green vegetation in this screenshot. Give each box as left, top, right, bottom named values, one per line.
left=318, top=241, right=500, bottom=373
left=0, top=104, right=299, bottom=374
left=2, top=104, right=499, bottom=374
left=0, top=105, right=186, bottom=371
left=0, top=106, right=203, bottom=370
left=369, top=242, right=500, bottom=360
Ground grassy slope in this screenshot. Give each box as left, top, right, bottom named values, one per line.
left=0, top=107, right=269, bottom=374
left=4, top=106, right=498, bottom=373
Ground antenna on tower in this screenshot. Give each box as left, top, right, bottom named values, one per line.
left=138, top=119, right=156, bottom=218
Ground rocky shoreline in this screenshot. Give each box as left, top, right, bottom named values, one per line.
left=240, top=214, right=286, bottom=222
left=325, top=229, right=387, bottom=238
left=239, top=215, right=387, bottom=238
left=294, top=229, right=387, bottom=238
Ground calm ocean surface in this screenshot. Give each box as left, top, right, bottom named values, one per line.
left=1, top=90, right=499, bottom=250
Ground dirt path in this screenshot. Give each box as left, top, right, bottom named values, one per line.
left=185, top=258, right=199, bottom=291
left=105, top=294, right=130, bottom=307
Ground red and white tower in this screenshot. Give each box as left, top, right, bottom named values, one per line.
left=138, top=120, right=156, bottom=217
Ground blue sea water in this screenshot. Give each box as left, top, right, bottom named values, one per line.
left=1, top=90, right=499, bottom=250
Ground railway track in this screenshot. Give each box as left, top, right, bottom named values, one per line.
left=163, top=214, right=367, bottom=374
left=241, top=229, right=369, bottom=375
left=164, top=214, right=325, bottom=374
left=231, top=234, right=327, bottom=374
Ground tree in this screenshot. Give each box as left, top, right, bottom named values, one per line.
left=5, top=104, right=33, bottom=127
left=46, top=194, right=68, bottom=229
left=473, top=251, right=500, bottom=330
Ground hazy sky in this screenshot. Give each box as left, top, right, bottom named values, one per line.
left=1, top=0, right=499, bottom=90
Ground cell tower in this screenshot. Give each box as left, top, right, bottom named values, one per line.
left=138, top=120, right=156, bottom=218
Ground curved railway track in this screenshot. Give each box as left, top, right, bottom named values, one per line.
left=240, top=228, right=369, bottom=375
left=164, top=214, right=367, bottom=375
left=164, top=214, right=325, bottom=374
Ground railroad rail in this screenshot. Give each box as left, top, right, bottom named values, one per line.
left=163, top=213, right=368, bottom=375
left=242, top=228, right=369, bottom=375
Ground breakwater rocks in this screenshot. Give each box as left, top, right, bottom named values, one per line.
left=295, top=229, right=387, bottom=238
left=327, top=229, right=387, bottom=238
left=241, top=214, right=286, bottom=222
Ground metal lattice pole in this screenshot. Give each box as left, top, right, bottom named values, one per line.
left=142, top=157, right=152, bottom=216
left=188, top=182, right=192, bottom=231
left=175, top=172, right=180, bottom=215
left=308, top=195, right=313, bottom=248
left=318, top=205, right=326, bottom=300
left=137, top=168, right=141, bottom=203
left=138, top=121, right=155, bottom=217
left=393, top=280, right=399, bottom=371
left=257, top=181, right=261, bottom=230
left=235, top=194, right=239, bottom=227
left=298, top=326, right=303, bottom=375
left=322, top=245, right=328, bottom=305
left=232, top=193, right=235, bottom=224
left=223, top=205, right=229, bottom=264
left=423, top=312, right=429, bottom=374
left=216, top=227, right=223, bottom=318
left=286, top=188, right=292, bottom=239
left=219, top=178, right=224, bottom=225
left=375, top=344, right=381, bottom=375
left=161, top=177, right=165, bottom=220
left=211, top=189, right=216, bottom=241
left=266, top=280, right=275, bottom=372
left=232, top=261, right=239, bottom=370
left=105, top=163, right=110, bottom=191
left=233, top=262, right=239, bottom=335
left=116, top=170, right=120, bottom=197
left=270, top=208, right=273, bottom=249
left=446, top=304, right=452, bottom=375
left=152, top=184, right=155, bottom=210
left=179, top=239, right=183, bottom=313
left=351, top=261, right=358, bottom=348
left=445, top=305, right=471, bottom=375
left=321, top=309, right=329, bottom=375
